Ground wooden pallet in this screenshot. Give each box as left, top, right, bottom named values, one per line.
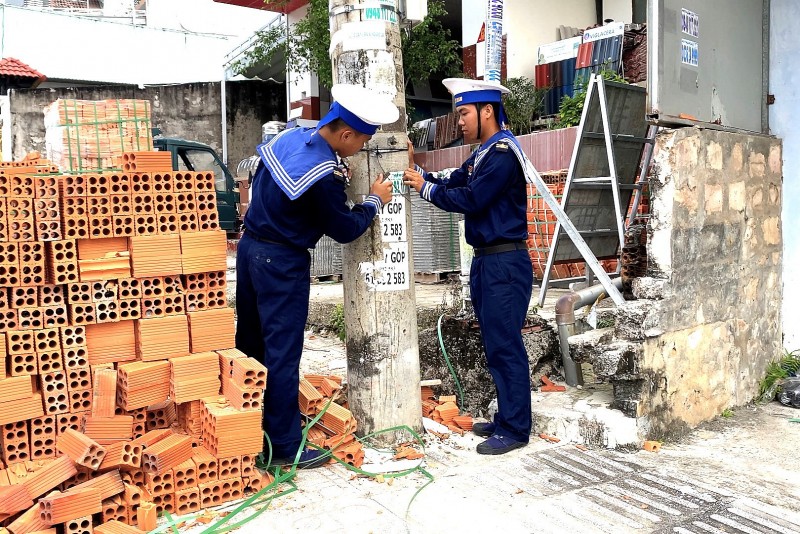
left=311, top=274, right=342, bottom=284
left=414, top=271, right=457, bottom=284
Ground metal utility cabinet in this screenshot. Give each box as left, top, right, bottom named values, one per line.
left=647, top=0, right=770, bottom=133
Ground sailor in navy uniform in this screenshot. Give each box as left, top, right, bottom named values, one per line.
left=403, top=78, right=534, bottom=455
left=236, top=84, right=398, bottom=469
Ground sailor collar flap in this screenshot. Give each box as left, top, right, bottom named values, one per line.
left=257, top=127, right=338, bottom=200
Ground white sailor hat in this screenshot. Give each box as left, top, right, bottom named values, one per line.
left=442, top=78, right=511, bottom=107
left=442, top=78, right=511, bottom=128
left=317, top=84, right=399, bottom=135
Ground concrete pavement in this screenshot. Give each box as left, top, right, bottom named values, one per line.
left=214, top=267, right=800, bottom=533
left=184, top=318, right=800, bottom=533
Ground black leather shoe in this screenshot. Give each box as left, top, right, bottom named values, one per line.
left=476, top=434, right=527, bottom=455
left=271, top=448, right=330, bottom=469
left=472, top=421, right=495, bottom=438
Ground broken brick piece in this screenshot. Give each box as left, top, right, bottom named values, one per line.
left=22, top=455, right=78, bottom=500
left=244, top=468, right=275, bottom=493
left=540, top=376, right=566, bottom=392
left=393, top=446, right=424, bottom=461
left=452, top=415, right=474, bottom=431
left=642, top=440, right=661, bottom=453
left=538, top=433, right=561, bottom=443
left=137, top=501, right=157, bottom=532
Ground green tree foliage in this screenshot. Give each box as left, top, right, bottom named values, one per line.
left=400, top=0, right=462, bottom=89
left=502, top=76, right=547, bottom=136
left=233, top=0, right=461, bottom=91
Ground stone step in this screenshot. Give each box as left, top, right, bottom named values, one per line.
left=528, top=379, right=641, bottom=449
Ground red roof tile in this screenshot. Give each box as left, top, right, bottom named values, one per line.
left=0, top=57, right=45, bottom=79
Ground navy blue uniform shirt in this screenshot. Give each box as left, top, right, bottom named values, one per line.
left=417, top=130, right=527, bottom=248
left=244, top=128, right=382, bottom=249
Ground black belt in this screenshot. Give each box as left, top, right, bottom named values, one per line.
left=473, top=241, right=528, bottom=257
left=244, top=228, right=307, bottom=253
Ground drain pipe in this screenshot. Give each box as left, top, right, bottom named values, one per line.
left=555, top=278, right=624, bottom=387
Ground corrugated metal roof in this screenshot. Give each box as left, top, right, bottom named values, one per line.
left=0, top=57, right=45, bottom=79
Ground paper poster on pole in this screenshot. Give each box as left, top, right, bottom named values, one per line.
left=361, top=171, right=410, bottom=291
left=342, top=21, right=387, bottom=52
left=484, top=0, right=503, bottom=83
left=361, top=242, right=410, bottom=291
left=379, top=172, right=407, bottom=243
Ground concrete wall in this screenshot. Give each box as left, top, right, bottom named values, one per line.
left=770, top=0, right=800, bottom=351
left=615, top=128, right=783, bottom=438
left=7, top=80, right=285, bottom=170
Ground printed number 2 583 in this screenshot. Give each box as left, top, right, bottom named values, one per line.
left=383, top=223, right=403, bottom=237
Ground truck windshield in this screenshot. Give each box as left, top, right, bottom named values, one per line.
left=177, top=148, right=227, bottom=192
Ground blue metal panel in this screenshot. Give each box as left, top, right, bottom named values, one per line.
left=562, top=57, right=576, bottom=100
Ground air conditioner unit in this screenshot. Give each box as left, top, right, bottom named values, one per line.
left=398, top=0, right=427, bottom=27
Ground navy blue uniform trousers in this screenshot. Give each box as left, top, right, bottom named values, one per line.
left=235, top=234, right=310, bottom=458
left=470, top=249, right=533, bottom=443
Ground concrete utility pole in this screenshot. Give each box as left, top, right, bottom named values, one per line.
left=328, top=0, right=422, bottom=443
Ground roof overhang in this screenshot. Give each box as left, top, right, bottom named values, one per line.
left=213, top=0, right=308, bottom=13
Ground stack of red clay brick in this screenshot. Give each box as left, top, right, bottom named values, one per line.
left=298, top=375, right=366, bottom=468
left=0, top=153, right=271, bottom=534
left=420, top=387, right=473, bottom=435
left=43, top=99, right=153, bottom=173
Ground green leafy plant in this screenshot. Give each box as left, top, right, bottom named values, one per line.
left=502, top=77, right=547, bottom=136
left=401, top=0, right=462, bottom=90
left=330, top=303, right=346, bottom=342
left=757, top=349, right=800, bottom=403
left=233, top=0, right=461, bottom=94
left=721, top=408, right=734, bottom=418
left=556, top=68, right=628, bottom=128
